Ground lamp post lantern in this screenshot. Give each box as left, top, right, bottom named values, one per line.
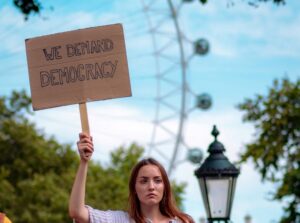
left=195, top=125, right=240, bottom=223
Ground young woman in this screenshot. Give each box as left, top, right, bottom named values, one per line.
left=69, top=133, right=194, bottom=223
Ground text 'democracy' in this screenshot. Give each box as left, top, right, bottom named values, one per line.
left=25, top=24, right=131, bottom=111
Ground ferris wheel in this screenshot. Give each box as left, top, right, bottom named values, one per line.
left=0, top=0, right=211, bottom=177
left=138, top=0, right=211, bottom=176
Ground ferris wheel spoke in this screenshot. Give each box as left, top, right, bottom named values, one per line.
left=154, top=31, right=177, bottom=39
left=156, top=113, right=179, bottom=123
left=154, top=39, right=177, bottom=55
left=158, top=87, right=181, bottom=99
left=142, top=0, right=160, bottom=10
left=155, top=123, right=177, bottom=137
left=147, top=8, right=170, bottom=15
left=159, top=100, right=179, bottom=112
left=140, top=0, right=195, bottom=176
left=158, top=53, right=179, bottom=63
left=160, top=77, right=180, bottom=87
left=148, top=16, right=172, bottom=33
left=158, top=64, right=180, bottom=77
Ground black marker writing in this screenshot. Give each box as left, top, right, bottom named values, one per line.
left=40, top=60, right=118, bottom=87
left=42, top=46, right=62, bottom=61
left=66, top=39, right=114, bottom=57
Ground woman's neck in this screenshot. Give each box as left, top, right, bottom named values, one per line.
left=141, top=205, right=169, bottom=223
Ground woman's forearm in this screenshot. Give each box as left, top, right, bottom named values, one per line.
left=69, top=160, right=89, bottom=222
left=69, top=133, right=94, bottom=222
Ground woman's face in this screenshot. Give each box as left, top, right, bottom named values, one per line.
left=135, top=164, right=165, bottom=207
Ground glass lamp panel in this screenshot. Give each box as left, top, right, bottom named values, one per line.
left=199, top=178, right=210, bottom=217
left=227, top=177, right=237, bottom=216
left=206, top=178, right=230, bottom=218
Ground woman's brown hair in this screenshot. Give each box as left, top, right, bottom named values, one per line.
left=128, top=158, right=194, bottom=223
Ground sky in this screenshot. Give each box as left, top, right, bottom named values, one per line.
left=1, top=0, right=299, bottom=222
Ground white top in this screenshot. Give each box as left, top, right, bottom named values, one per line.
left=87, top=206, right=132, bottom=223
left=73, top=205, right=182, bottom=223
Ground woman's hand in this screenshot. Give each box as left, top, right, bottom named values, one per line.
left=77, top=133, right=94, bottom=162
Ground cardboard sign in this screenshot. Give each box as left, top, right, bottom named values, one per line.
left=25, top=23, right=131, bottom=110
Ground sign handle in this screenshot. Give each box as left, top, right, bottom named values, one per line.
left=79, top=102, right=90, bottom=135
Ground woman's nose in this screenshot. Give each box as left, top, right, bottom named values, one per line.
left=148, top=180, right=155, bottom=190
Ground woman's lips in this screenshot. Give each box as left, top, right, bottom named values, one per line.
left=147, top=193, right=156, bottom=197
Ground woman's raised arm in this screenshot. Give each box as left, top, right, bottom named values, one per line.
left=69, top=133, right=94, bottom=223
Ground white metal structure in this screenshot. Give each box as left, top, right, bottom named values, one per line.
left=140, top=0, right=200, bottom=176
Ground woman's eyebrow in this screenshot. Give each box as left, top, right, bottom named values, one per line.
left=138, top=176, right=161, bottom=179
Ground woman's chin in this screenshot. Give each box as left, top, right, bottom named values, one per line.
left=141, top=199, right=161, bottom=207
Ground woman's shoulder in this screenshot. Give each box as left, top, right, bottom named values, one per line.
left=170, top=216, right=182, bottom=223
left=86, top=206, right=131, bottom=222
left=172, top=216, right=194, bottom=223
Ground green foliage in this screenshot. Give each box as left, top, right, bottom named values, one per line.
left=171, top=181, right=187, bottom=210
left=86, top=143, right=144, bottom=211
left=199, top=0, right=208, bottom=4
left=13, top=0, right=41, bottom=20
left=0, top=90, right=187, bottom=223
left=0, top=90, right=77, bottom=222
left=9, top=0, right=286, bottom=21
left=238, top=78, right=300, bottom=223
left=198, top=0, right=285, bottom=5
left=86, top=144, right=187, bottom=211
left=243, top=0, right=285, bottom=7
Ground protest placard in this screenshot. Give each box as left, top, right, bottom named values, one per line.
left=25, top=23, right=131, bottom=133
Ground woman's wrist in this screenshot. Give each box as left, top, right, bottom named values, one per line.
left=80, top=159, right=89, bottom=165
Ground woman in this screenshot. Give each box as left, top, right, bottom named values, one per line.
left=69, top=133, right=194, bottom=223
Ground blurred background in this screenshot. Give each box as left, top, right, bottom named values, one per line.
left=0, top=0, right=299, bottom=222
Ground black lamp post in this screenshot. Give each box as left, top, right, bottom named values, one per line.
left=195, top=125, right=240, bottom=223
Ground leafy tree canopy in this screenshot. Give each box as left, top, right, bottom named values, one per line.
left=238, top=78, right=300, bottom=223
left=11, top=0, right=286, bottom=20
left=13, top=0, right=41, bottom=20
left=0, top=90, right=187, bottom=223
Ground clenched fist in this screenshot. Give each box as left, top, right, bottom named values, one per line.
left=77, top=133, right=94, bottom=162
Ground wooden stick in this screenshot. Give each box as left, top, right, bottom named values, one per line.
left=79, top=102, right=90, bottom=135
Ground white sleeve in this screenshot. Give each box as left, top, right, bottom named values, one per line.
left=86, top=205, right=131, bottom=223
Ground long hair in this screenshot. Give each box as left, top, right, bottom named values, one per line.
left=128, top=158, right=194, bottom=223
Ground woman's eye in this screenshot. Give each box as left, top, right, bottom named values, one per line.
left=154, top=179, right=162, bottom=183
left=140, top=179, right=148, bottom=184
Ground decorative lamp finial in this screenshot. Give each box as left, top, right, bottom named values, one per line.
left=211, top=125, right=219, bottom=140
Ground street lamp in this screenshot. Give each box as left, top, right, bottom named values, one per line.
left=195, top=125, right=240, bottom=223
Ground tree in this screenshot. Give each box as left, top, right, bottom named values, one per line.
left=199, top=0, right=285, bottom=5
left=0, top=90, right=79, bottom=222
left=13, top=0, right=41, bottom=20
left=0, top=90, right=187, bottom=223
left=238, top=78, right=300, bottom=223
left=11, top=0, right=286, bottom=20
